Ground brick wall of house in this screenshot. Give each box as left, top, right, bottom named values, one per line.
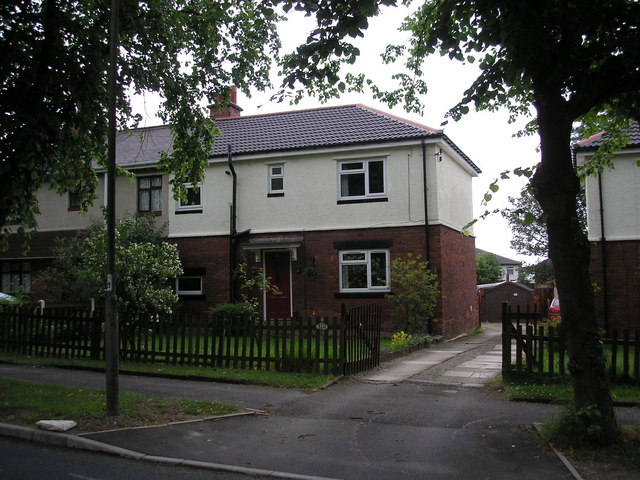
left=429, top=225, right=479, bottom=338
left=174, top=225, right=479, bottom=338
left=172, top=236, right=231, bottom=313
left=590, top=240, right=640, bottom=332
left=235, top=226, right=429, bottom=330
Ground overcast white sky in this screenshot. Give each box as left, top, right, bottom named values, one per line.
left=133, top=4, right=543, bottom=265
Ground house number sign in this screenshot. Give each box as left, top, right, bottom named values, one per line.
left=315, top=322, right=328, bottom=331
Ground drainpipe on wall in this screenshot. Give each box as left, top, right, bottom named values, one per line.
left=421, top=140, right=431, bottom=265
left=598, top=173, right=609, bottom=333
left=228, top=144, right=237, bottom=302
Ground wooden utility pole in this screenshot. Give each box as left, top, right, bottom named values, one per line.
left=105, top=0, right=120, bottom=416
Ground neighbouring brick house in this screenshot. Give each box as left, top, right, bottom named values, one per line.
left=475, top=248, right=522, bottom=282
left=0, top=98, right=482, bottom=339
left=574, top=123, right=640, bottom=333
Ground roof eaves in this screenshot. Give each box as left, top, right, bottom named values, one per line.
left=441, top=134, right=482, bottom=174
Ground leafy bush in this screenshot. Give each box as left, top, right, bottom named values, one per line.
left=389, top=331, right=433, bottom=351
left=391, top=331, right=412, bottom=350
left=209, top=302, right=251, bottom=321
left=385, top=254, right=439, bottom=334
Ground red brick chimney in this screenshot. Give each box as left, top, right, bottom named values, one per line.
left=209, top=86, right=243, bottom=119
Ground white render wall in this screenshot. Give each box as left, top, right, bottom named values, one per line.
left=580, top=151, right=640, bottom=241
left=25, top=141, right=477, bottom=237
left=33, top=168, right=170, bottom=232
left=168, top=141, right=477, bottom=238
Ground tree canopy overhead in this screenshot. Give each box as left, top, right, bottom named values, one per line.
left=1, top=0, right=285, bottom=238
left=278, top=0, right=640, bottom=443
left=3, top=0, right=387, bottom=241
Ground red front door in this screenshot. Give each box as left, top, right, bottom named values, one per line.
left=264, top=251, right=292, bottom=319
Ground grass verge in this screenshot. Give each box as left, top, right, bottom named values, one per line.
left=490, top=375, right=640, bottom=478
left=0, top=377, right=239, bottom=433
left=491, top=375, right=640, bottom=404
left=537, top=417, right=640, bottom=478
left=0, top=352, right=334, bottom=390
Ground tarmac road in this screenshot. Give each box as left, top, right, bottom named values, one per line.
left=2, top=326, right=638, bottom=480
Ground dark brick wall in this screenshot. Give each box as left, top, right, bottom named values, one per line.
left=175, top=225, right=479, bottom=339
left=590, top=240, right=640, bottom=332
left=429, top=225, right=480, bottom=338
left=171, top=236, right=231, bottom=313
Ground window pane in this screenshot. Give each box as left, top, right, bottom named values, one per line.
left=2, top=274, right=9, bottom=291
left=178, top=277, right=202, bottom=293
left=184, top=188, right=201, bottom=206
left=139, top=177, right=150, bottom=189
left=271, top=166, right=282, bottom=176
left=342, top=252, right=366, bottom=262
left=370, top=252, right=387, bottom=287
left=139, top=190, right=150, bottom=211
left=271, top=178, right=284, bottom=191
left=368, top=161, right=384, bottom=194
left=341, top=162, right=363, bottom=171
left=21, top=274, right=31, bottom=292
left=151, top=190, right=162, bottom=211
left=151, top=176, right=162, bottom=187
left=342, top=264, right=367, bottom=289
left=341, top=173, right=365, bottom=197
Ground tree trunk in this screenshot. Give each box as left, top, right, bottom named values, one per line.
left=532, top=98, right=619, bottom=441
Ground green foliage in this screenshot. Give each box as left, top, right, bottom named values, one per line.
left=209, top=302, right=252, bottom=320
left=232, top=263, right=279, bottom=321
left=540, top=404, right=621, bottom=447
left=502, top=187, right=587, bottom=259
left=37, top=215, right=182, bottom=320
left=519, top=259, right=555, bottom=287
left=0, top=0, right=283, bottom=241
left=390, top=331, right=412, bottom=350
left=476, top=252, right=502, bottom=285
left=385, top=254, right=438, bottom=334
left=389, top=330, right=432, bottom=350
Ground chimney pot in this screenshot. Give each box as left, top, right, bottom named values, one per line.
left=209, top=86, right=242, bottom=120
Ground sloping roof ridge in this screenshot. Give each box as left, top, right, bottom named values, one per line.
left=576, top=131, right=605, bottom=147
left=214, top=103, right=365, bottom=122
left=118, top=123, right=170, bottom=134
left=354, top=104, right=443, bottom=134
left=574, top=121, right=640, bottom=150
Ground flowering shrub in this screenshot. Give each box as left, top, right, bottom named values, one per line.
left=391, top=331, right=413, bottom=350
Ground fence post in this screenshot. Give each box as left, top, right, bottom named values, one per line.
left=340, top=303, right=348, bottom=375
left=91, top=311, right=103, bottom=360
left=501, top=302, right=511, bottom=380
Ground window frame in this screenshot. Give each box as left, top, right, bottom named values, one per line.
left=175, top=275, right=203, bottom=296
left=268, top=164, right=285, bottom=196
left=339, top=249, right=390, bottom=293
left=68, top=189, right=81, bottom=211
left=1, top=261, right=31, bottom=293
left=338, top=158, right=387, bottom=201
left=138, top=175, right=163, bottom=214
left=176, top=182, right=203, bottom=213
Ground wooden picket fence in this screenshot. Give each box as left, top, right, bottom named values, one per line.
left=501, top=303, right=640, bottom=383
left=0, top=303, right=381, bottom=376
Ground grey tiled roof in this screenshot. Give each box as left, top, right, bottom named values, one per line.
left=475, top=248, right=521, bottom=266
left=574, top=122, right=640, bottom=150
left=116, top=104, right=480, bottom=173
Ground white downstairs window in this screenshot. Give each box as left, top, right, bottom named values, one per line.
left=339, top=250, right=389, bottom=292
